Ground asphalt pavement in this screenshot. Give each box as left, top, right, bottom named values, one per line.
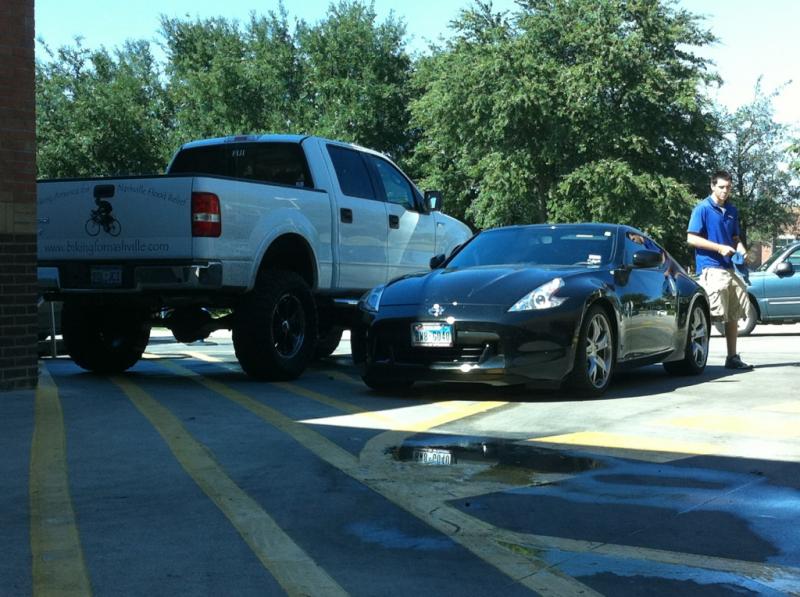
left=2, top=325, right=799, bottom=596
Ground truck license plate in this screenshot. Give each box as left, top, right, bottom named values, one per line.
left=90, top=266, right=122, bottom=288
left=411, top=322, right=453, bottom=347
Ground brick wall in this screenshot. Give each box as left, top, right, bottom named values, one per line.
left=0, top=0, right=38, bottom=390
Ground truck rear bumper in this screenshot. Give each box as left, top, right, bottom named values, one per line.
left=38, top=261, right=224, bottom=293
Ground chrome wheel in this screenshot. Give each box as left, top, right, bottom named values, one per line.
left=689, top=307, right=709, bottom=368
left=585, top=312, right=613, bottom=389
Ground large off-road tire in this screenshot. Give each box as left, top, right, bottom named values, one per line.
left=233, top=270, right=317, bottom=381
left=566, top=305, right=615, bottom=396
left=61, top=302, right=151, bottom=373
left=314, top=326, right=344, bottom=359
left=713, top=299, right=757, bottom=337
left=664, top=302, right=709, bottom=376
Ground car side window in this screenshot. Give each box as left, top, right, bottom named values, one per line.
left=625, top=231, right=664, bottom=267
left=327, top=145, right=377, bottom=200
left=369, top=156, right=415, bottom=210
left=785, top=249, right=800, bottom=267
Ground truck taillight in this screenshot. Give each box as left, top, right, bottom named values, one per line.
left=192, top=192, right=221, bottom=237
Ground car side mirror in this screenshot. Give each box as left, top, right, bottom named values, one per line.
left=430, top=253, right=446, bottom=269
left=424, top=190, right=443, bottom=212
left=776, top=262, right=794, bottom=276
left=632, top=249, right=663, bottom=268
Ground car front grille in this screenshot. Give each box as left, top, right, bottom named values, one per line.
left=371, top=321, right=499, bottom=366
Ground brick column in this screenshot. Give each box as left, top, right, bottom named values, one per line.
left=0, top=0, right=38, bottom=390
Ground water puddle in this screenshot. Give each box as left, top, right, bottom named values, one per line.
left=388, top=436, right=603, bottom=483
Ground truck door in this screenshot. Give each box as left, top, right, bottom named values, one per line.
left=326, top=145, right=388, bottom=289
left=366, top=155, right=436, bottom=281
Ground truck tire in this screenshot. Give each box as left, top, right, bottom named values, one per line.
left=233, top=270, right=317, bottom=380
left=62, top=302, right=151, bottom=373
left=315, top=326, right=344, bottom=359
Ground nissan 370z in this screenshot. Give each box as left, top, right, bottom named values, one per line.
left=353, top=223, right=711, bottom=396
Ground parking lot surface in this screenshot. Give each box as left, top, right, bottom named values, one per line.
left=3, top=326, right=800, bottom=596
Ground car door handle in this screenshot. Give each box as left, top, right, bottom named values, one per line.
left=389, top=214, right=400, bottom=229
left=340, top=208, right=353, bottom=224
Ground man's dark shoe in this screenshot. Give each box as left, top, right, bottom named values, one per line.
left=725, top=354, right=754, bottom=370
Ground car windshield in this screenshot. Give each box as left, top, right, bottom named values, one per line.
left=448, top=226, right=616, bottom=268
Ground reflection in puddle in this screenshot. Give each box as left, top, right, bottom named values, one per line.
left=389, top=436, right=603, bottom=483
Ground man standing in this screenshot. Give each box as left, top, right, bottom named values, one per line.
left=687, top=170, right=754, bottom=370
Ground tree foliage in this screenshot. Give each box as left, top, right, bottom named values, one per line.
left=36, top=41, right=172, bottom=178
left=713, top=83, right=800, bottom=244
left=410, top=0, right=719, bottom=258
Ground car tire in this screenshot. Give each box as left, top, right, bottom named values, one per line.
left=567, top=305, right=615, bottom=396
left=233, top=270, right=317, bottom=381
left=664, top=302, right=709, bottom=376
left=713, top=300, right=757, bottom=337
left=314, top=326, right=344, bottom=359
left=62, top=302, right=151, bottom=373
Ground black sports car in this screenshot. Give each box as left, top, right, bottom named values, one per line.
left=353, top=223, right=710, bottom=395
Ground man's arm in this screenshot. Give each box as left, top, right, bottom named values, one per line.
left=687, top=232, right=736, bottom=257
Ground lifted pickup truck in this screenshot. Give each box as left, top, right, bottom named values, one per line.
left=38, top=135, right=471, bottom=379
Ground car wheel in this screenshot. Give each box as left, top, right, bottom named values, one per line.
left=62, top=302, right=151, bottom=373
left=664, top=302, right=709, bottom=376
left=314, top=326, right=344, bottom=359
left=567, top=305, right=615, bottom=396
left=713, top=300, right=757, bottom=337
left=233, top=270, right=317, bottom=380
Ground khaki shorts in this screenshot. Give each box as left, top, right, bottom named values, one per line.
left=699, top=268, right=749, bottom=323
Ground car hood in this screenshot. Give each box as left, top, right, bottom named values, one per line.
left=380, top=265, right=591, bottom=307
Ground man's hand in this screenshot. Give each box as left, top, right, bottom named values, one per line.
left=718, top=244, right=736, bottom=257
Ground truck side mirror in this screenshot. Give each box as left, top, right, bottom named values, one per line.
left=430, top=254, right=446, bottom=269
left=424, top=190, right=443, bottom=212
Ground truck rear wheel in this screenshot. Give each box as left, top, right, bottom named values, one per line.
left=62, top=302, right=151, bottom=373
left=315, top=326, right=344, bottom=359
left=233, top=270, right=317, bottom=380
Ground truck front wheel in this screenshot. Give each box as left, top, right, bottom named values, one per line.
left=62, top=302, right=151, bottom=373
left=233, top=271, right=317, bottom=380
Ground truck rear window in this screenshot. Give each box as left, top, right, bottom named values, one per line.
left=169, top=142, right=313, bottom=188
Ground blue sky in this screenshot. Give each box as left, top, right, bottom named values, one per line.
left=35, top=0, right=799, bottom=127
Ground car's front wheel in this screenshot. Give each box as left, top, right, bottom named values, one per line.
left=713, top=300, right=757, bottom=337
left=664, top=302, right=709, bottom=376
left=567, top=305, right=615, bottom=396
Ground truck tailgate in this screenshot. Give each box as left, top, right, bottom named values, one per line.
left=38, top=177, right=195, bottom=261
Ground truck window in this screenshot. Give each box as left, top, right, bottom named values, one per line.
left=326, top=145, right=376, bottom=200
left=169, top=142, right=313, bottom=188
left=369, top=156, right=415, bottom=210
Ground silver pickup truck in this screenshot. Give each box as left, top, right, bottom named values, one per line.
left=38, top=135, right=471, bottom=379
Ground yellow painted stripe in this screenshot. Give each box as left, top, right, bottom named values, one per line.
left=30, top=365, right=92, bottom=597
left=155, top=359, right=597, bottom=596
left=659, top=415, right=800, bottom=440
left=528, top=431, right=719, bottom=459
left=110, top=375, right=348, bottom=597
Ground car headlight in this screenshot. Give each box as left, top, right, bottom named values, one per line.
left=508, top=278, right=566, bottom=312
left=360, top=285, right=385, bottom=313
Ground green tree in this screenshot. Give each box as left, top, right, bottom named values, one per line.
left=714, top=83, right=800, bottom=244
left=296, top=0, right=412, bottom=156
left=36, top=40, right=173, bottom=178
left=410, top=0, right=719, bottom=259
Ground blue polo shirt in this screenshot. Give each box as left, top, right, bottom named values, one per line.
left=687, top=196, right=740, bottom=273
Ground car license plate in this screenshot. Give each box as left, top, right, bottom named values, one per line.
left=411, top=322, right=453, bottom=347
left=413, top=448, right=453, bottom=465
left=90, top=266, right=122, bottom=288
